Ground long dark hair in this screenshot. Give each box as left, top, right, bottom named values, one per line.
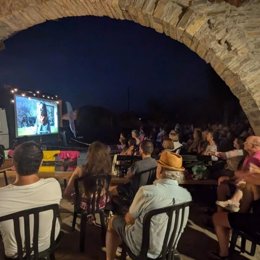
left=82, top=141, right=111, bottom=176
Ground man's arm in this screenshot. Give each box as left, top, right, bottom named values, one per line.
left=125, top=212, right=135, bottom=225
left=126, top=187, right=145, bottom=225
left=125, top=163, right=137, bottom=180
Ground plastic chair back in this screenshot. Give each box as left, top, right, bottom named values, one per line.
left=0, top=204, right=61, bottom=260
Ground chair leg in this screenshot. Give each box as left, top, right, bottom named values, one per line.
left=72, top=211, right=77, bottom=231
left=99, top=212, right=106, bottom=246
left=241, top=236, right=246, bottom=253
left=249, top=241, right=256, bottom=256
left=120, top=245, right=127, bottom=260
left=229, top=231, right=239, bottom=255
left=50, top=253, right=56, bottom=260
left=80, top=214, right=86, bottom=252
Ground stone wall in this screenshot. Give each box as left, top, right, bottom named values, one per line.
left=0, top=0, right=259, bottom=134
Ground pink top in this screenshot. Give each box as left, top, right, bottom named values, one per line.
left=242, top=151, right=260, bottom=170
left=58, top=151, right=80, bottom=160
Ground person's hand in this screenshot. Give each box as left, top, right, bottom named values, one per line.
left=249, top=163, right=260, bottom=174
left=218, top=176, right=230, bottom=185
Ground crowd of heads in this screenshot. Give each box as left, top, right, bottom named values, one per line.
left=117, top=119, right=255, bottom=159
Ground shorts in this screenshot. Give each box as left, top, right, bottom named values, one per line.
left=228, top=213, right=260, bottom=236
left=112, top=216, right=128, bottom=244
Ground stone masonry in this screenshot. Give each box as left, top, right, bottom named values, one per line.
left=0, top=0, right=259, bottom=134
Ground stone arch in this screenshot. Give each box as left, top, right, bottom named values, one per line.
left=0, top=0, right=259, bottom=134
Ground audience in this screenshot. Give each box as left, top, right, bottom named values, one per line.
left=0, top=141, right=62, bottom=258
left=106, top=151, right=192, bottom=260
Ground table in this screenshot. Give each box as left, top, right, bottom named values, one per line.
left=3, top=170, right=217, bottom=187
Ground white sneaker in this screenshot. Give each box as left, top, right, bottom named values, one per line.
left=216, top=200, right=240, bottom=212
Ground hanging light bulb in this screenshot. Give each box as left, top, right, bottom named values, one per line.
left=11, top=99, right=14, bottom=103
left=21, top=93, right=25, bottom=97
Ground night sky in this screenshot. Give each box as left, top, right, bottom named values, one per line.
left=0, top=16, right=239, bottom=119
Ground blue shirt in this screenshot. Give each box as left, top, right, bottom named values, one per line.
left=125, top=178, right=192, bottom=258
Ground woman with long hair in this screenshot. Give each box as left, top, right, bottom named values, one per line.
left=188, top=128, right=203, bottom=154
left=64, top=141, right=112, bottom=198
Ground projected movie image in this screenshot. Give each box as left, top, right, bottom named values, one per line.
left=15, top=95, right=59, bottom=137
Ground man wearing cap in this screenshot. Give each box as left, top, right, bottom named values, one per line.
left=106, top=151, right=192, bottom=260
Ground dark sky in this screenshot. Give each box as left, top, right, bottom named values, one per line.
left=0, top=16, right=238, bottom=116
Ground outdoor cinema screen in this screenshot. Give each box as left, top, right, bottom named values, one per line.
left=14, top=94, right=59, bottom=137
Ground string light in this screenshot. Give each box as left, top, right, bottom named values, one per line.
left=9, top=87, right=61, bottom=103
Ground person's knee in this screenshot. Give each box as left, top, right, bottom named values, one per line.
left=217, top=183, right=230, bottom=200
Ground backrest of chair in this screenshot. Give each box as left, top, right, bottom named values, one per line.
left=74, top=174, right=111, bottom=214
left=0, top=204, right=60, bottom=260
left=139, top=201, right=191, bottom=259
left=131, top=167, right=157, bottom=196
left=114, top=155, right=142, bottom=176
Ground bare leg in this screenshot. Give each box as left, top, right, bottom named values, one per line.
left=106, top=216, right=122, bottom=260
left=240, top=183, right=254, bottom=213
left=212, top=212, right=231, bottom=257
left=217, top=182, right=231, bottom=212
left=230, top=189, right=243, bottom=204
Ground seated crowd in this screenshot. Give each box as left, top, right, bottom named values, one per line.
left=0, top=118, right=260, bottom=260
